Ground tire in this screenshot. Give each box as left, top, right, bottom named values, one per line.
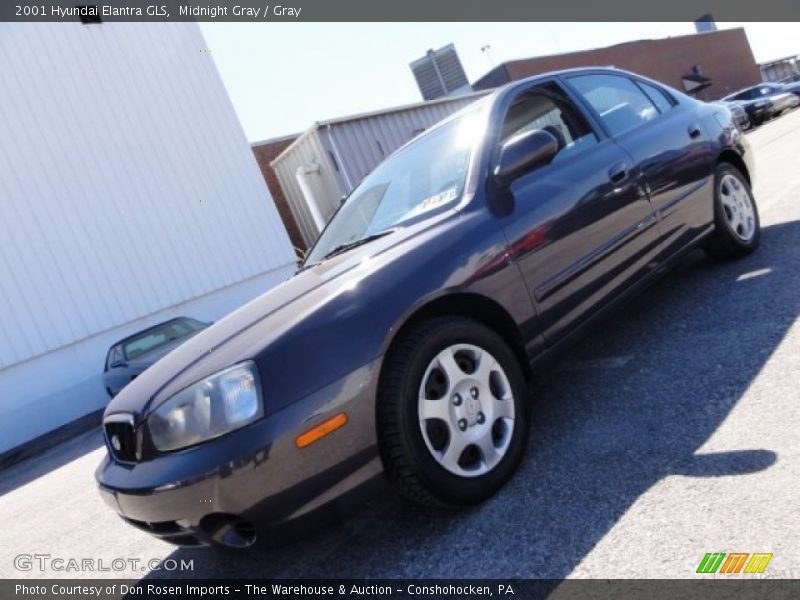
left=705, top=163, right=760, bottom=261
left=377, top=317, right=529, bottom=506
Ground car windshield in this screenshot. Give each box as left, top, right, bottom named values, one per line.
left=304, top=101, right=488, bottom=264
left=725, top=87, right=767, bottom=102
left=122, top=318, right=207, bottom=360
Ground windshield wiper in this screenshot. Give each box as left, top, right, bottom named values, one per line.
left=322, top=229, right=397, bottom=261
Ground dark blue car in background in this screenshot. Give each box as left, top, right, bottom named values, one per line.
left=103, top=317, right=209, bottom=397
left=97, top=68, right=758, bottom=548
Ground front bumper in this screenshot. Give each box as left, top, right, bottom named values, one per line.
left=95, top=361, right=383, bottom=547
left=733, top=113, right=750, bottom=130
left=740, top=103, right=773, bottom=124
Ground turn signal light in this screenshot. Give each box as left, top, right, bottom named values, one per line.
left=295, top=413, right=348, bottom=448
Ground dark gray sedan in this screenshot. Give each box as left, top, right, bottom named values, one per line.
left=103, top=317, right=209, bottom=397
left=96, top=68, right=758, bottom=549
left=722, top=83, right=800, bottom=126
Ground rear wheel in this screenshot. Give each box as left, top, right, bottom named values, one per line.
left=705, top=164, right=760, bottom=260
left=377, top=317, right=529, bottom=506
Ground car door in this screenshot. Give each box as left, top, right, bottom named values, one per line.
left=493, top=79, right=659, bottom=343
left=565, top=72, right=716, bottom=260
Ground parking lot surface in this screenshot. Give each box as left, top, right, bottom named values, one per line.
left=2, top=111, right=800, bottom=580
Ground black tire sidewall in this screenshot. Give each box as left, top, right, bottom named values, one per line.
left=392, top=319, right=529, bottom=505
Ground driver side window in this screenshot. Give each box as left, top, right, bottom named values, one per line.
left=501, top=82, right=598, bottom=164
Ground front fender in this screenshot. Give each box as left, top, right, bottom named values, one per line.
left=254, top=209, right=535, bottom=416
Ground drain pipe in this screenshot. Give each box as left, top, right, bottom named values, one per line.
left=326, top=124, right=354, bottom=192
left=295, top=162, right=326, bottom=234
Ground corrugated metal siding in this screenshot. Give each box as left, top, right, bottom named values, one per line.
left=326, top=95, right=484, bottom=191
left=272, top=129, right=342, bottom=247
left=0, top=22, right=295, bottom=370
left=272, top=93, right=486, bottom=247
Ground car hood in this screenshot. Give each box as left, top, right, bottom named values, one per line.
left=102, top=221, right=434, bottom=420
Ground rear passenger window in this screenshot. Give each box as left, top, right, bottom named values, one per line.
left=637, top=81, right=674, bottom=113
left=568, top=73, right=659, bottom=136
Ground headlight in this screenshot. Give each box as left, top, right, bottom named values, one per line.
left=148, top=361, right=263, bottom=452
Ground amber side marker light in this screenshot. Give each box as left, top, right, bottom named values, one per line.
left=295, top=413, right=348, bottom=448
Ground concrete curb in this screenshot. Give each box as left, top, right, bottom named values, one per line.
left=0, top=409, right=104, bottom=472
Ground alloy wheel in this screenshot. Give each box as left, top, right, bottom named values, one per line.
left=719, top=173, right=756, bottom=242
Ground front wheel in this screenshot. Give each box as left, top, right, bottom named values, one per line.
left=705, top=164, right=760, bottom=260
left=377, top=317, right=529, bottom=506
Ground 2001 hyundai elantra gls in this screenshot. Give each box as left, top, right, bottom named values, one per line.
left=97, top=68, right=758, bottom=548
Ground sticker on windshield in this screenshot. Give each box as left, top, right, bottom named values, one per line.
left=419, top=187, right=458, bottom=211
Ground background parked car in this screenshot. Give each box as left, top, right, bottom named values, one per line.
left=779, top=79, right=800, bottom=97
left=103, top=317, right=210, bottom=397
left=727, top=103, right=752, bottom=131
left=723, top=83, right=800, bottom=126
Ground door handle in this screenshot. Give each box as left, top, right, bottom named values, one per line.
left=608, top=162, right=628, bottom=184
left=688, top=124, right=702, bottom=139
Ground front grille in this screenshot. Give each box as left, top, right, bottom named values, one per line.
left=104, top=418, right=138, bottom=462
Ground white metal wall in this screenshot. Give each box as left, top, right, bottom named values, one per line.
left=272, top=129, right=343, bottom=249
left=272, top=93, right=488, bottom=247
left=325, top=94, right=487, bottom=189
left=0, top=22, right=296, bottom=452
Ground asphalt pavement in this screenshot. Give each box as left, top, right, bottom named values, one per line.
left=2, top=110, right=799, bottom=580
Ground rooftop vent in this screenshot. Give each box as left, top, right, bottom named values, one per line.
left=410, top=44, right=472, bottom=101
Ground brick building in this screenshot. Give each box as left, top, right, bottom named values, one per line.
left=473, top=28, right=762, bottom=101
left=252, top=134, right=305, bottom=251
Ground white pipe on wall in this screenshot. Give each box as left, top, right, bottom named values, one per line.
left=295, top=162, right=326, bottom=233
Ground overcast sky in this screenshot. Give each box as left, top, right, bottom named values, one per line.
left=199, top=22, right=799, bottom=142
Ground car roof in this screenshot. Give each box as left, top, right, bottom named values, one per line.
left=503, top=66, right=655, bottom=92
left=382, top=67, right=646, bottom=160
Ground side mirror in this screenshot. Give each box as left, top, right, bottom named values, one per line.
left=109, top=359, right=127, bottom=369
left=494, top=129, right=559, bottom=186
